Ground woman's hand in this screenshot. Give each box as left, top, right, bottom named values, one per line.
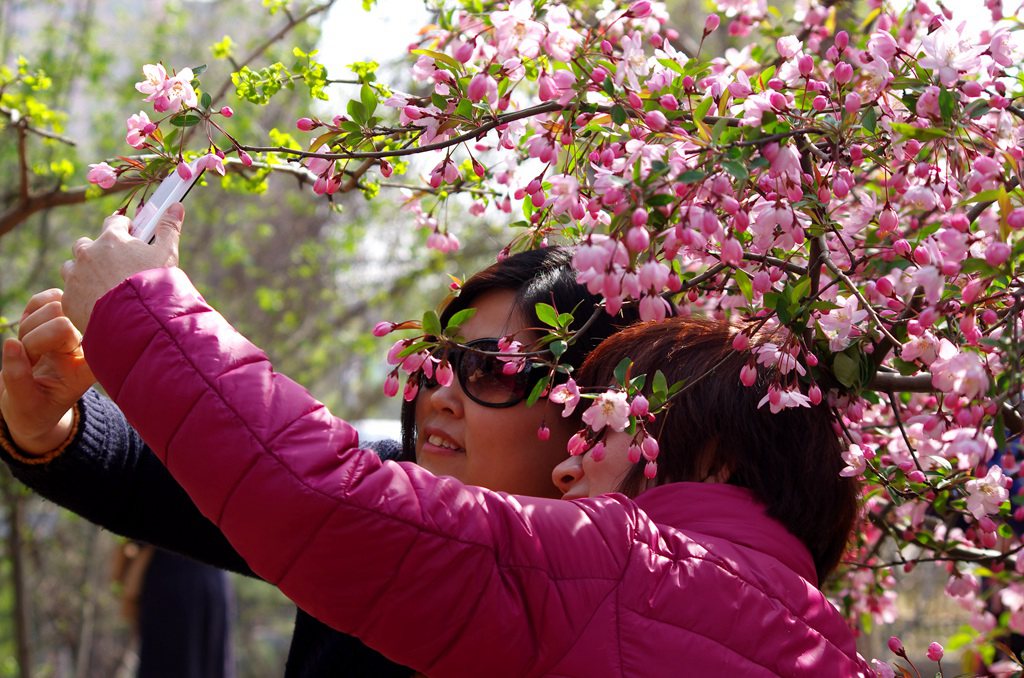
left=60, top=203, right=184, bottom=333
left=1, top=289, right=95, bottom=454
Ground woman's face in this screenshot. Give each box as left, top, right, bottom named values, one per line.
left=550, top=432, right=636, bottom=500
left=414, top=289, right=578, bottom=498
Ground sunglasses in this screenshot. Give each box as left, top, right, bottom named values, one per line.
left=420, top=338, right=550, bottom=408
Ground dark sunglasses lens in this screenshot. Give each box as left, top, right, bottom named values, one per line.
left=460, top=349, right=529, bottom=405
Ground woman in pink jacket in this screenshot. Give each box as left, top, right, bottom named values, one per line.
left=54, top=211, right=870, bottom=676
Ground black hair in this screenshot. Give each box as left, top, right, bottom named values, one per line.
left=398, top=247, right=644, bottom=459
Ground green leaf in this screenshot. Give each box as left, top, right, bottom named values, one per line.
left=734, top=269, right=753, bottom=302
left=346, top=99, right=367, bottom=124
left=455, top=97, right=474, bottom=119
left=861, top=106, right=877, bottom=134
left=938, top=87, right=956, bottom=124
left=610, top=104, right=627, bottom=125
left=833, top=351, right=860, bottom=388
left=550, top=340, right=567, bottom=358
left=647, top=194, right=675, bottom=206
left=170, top=114, right=201, bottom=127
left=410, top=49, right=463, bottom=73
left=191, top=64, right=208, bottom=76
left=556, top=312, right=574, bottom=329
left=200, top=91, right=212, bottom=111
left=721, top=159, right=749, bottom=181
left=526, top=374, right=550, bottom=406
left=535, top=302, right=559, bottom=328
left=421, top=310, right=442, bottom=337
left=444, top=308, right=476, bottom=333
left=360, top=83, right=377, bottom=117
left=711, top=117, right=729, bottom=143
left=613, top=357, right=632, bottom=385
left=677, top=169, right=706, bottom=184
left=889, top=122, right=947, bottom=141
left=693, top=96, right=713, bottom=123
left=652, top=370, right=668, bottom=398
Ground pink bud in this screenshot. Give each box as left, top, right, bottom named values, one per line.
left=176, top=161, right=193, bottom=180
left=926, top=642, right=944, bottom=662
left=628, top=444, right=642, bottom=463
left=732, top=333, right=749, bottom=351
left=628, top=91, right=643, bottom=109
left=887, top=636, right=905, bottom=656
left=844, top=91, right=861, bottom=114
left=238, top=150, right=253, bottom=167
left=641, top=436, right=659, bottom=461
left=631, top=208, right=648, bottom=227
left=296, top=117, right=318, bottom=131
left=467, top=73, right=489, bottom=102
left=812, top=95, right=828, bottom=111
left=962, top=81, right=983, bottom=97
left=372, top=321, right=394, bottom=337
left=808, top=384, right=822, bottom=405
left=536, top=424, right=551, bottom=441
left=912, top=245, right=931, bottom=266
left=591, top=67, right=608, bottom=83
left=644, top=460, right=658, bottom=479
left=769, top=92, right=788, bottom=110
left=590, top=441, right=606, bottom=462
left=740, top=363, right=757, bottom=387
left=383, top=373, right=400, bottom=398
left=628, top=1, right=652, bottom=18
left=704, top=14, right=720, bottom=33
left=645, top=110, right=668, bottom=131
left=601, top=40, right=613, bottom=55
left=626, top=226, right=650, bottom=252
left=908, top=470, right=926, bottom=483
left=878, top=207, right=898, bottom=234
left=220, top=106, right=234, bottom=117
left=835, top=31, right=849, bottom=50
left=630, top=395, right=650, bottom=418
left=833, top=62, right=854, bottom=84
left=1008, top=208, right=1024, bottom=230
left=985, top=241, right=1011, bottom=267
left=893, top=239, right=911, bottom=257
left=791, top=56, right=812, bottom=79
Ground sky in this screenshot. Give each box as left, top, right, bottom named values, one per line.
left=316, top=0, right=1016, bottom=80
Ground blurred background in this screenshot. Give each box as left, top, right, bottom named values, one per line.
left=0, top=0, right=996, bottom=675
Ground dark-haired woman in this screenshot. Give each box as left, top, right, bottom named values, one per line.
left=52, top=210, right=870, bottom=675
left=1, top=244, right=637, bottom=677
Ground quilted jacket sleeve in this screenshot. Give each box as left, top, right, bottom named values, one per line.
left=82, top=268, right=633, bottom=677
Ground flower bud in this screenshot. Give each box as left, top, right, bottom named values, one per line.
left=887, top=636, right=905, bottom=656
left=704, top=14, right=720, bottom=34
left=926, top=642, right=944, bottom=662
left=220, top=106, right=234, bottom=117
left=296, top=117, right=318, bottom=131
left=833, top=62, right=854, bottom=84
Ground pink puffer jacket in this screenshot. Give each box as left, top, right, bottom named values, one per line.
left=83, top=268, right=871, bottom=678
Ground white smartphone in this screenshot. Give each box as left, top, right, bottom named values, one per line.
left=132, top=159, right=204, bottom=243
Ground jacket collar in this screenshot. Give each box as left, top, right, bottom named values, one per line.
left=632, top=482, right=818, bottom=586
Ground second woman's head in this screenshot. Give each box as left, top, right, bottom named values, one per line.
left=401, top=247, right=640, bottom=498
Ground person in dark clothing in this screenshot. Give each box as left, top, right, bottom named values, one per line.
left=0, top=248, right=641, bottom=676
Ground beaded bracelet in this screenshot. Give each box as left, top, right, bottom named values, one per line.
left=0, top=403, right=82, bottom=465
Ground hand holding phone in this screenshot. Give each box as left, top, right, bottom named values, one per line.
left=131, top=159, right=203, bottom=243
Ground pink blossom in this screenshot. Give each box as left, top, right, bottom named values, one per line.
left=135, top=63, right=168, bottom=97
left=617, top=32, right=650, bottom=91
left=582, top=390, right=631, bottom=432
left=491, top=0, right=545, bottom=59
left=542, top=5, right=583, bottom=62
left=549, top=382, right=583, bottom=417
left=638, top=294, right=671, bottom=322
left=926, top=642, right=944, bottom=662
left=86, top=162, right=117, bottom=189
left=840, top=444, right=868, bottom=477
left=158, top=68, right=197, bottom=111
left=817, top=295, right=868, bottom=351
left=195, top=153, right=226, bottom=176
left=776, top=35, right=802, bottom=59
left=868, top=31, right=899, bottom=63
left=930, top=344, right=989, bottom=399
left=125, top=111, right=152, bottom=149
left=467, top=73, right=498, bottom=105
left=536, top=424, right=550, bottom=441
left=919, top=21, right=985, bottom=86
left=965, top=465, right=1009, bottom=519
left=757, top=386, right=812, bottom=414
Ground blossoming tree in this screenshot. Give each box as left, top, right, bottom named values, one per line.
left=23, top=0, right=1024, bottom=671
